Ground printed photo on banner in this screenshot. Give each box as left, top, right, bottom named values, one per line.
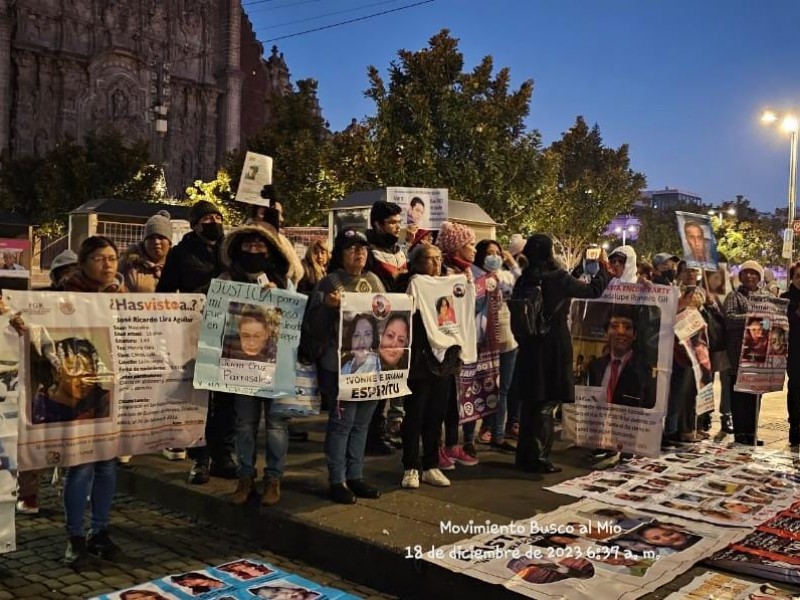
left=164, top=570, right=229, bottom=597
left=385, top=186, right=448, bottom=230
left=0, top=239, right=31, bottom=279
left=235, top=151, right=273, bottom=206
left=735, top=296, right=790, bottom=394
left=215, top=559, right=275, bottom=582
left=665, top=572, right=800, bottom=600
left=676, top=211, right=719, bottom=270
left=247, top=579, right=323, bottom=599
left=436, top=295, right=457, bottom=328
left=337, top=292, right=413, bottom=401
left=101, top=582, right=182, bottom=599
left=219, top=303, right=281, bottom=387
left=27, top=328, right=114, bottom=426
left=675, top=309, right=714, bottom=414
left=704, top=263, right=732, bottom=299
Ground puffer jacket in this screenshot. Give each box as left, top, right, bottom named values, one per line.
left=218, top=224, right=298, bottom=290
left=156, top=231, right=220, bottom=294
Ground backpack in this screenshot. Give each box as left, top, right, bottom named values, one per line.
left=508, top=280, right=563, bottom=341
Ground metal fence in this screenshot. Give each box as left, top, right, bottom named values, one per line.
left=96, top=221, right=147, bottom=252
left=282, top=227, right=329, bottom=258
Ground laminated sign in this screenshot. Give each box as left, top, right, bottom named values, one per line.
left=734, top=295, right=790, bottom=394
left=675, top=308, right=714, bottom=415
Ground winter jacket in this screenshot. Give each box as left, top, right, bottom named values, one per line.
left=63, top=271, right=126, bottom=293
left=218, top=224, right=296, bottom=290
left=781, top=284, right=800, bottom=367
left=723, top=285, right=757, bottom=370
left=118, top=242, right=165, bottom=293
left=156, top=231, right=220, bottom=294
left=366, top=229, right=408, bottom=292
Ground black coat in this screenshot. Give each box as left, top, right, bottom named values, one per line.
left=156, top=231, right=221, bottom=294
left=586, top=354, right=656, bottom=409
left=512, top=267, right=609, bottom=404
left=781, top=285, right=800, bottom=368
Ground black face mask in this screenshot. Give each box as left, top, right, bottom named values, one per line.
left=239, top=252, right=270, bottom=274
left=200, top=222, right=224, bottom=242
left=663, top=269, right=676, bottom=282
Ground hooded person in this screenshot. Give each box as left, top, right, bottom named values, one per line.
left=608, top=245, right=638, bottom=284
left=119, top=210, right=173, bottom=293
left=511, top=234, right=610, bottom=474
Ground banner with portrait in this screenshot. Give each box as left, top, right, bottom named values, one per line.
left=0, top=238, right=31, bottom=280
left=563, top=283, right=678, bottom=457
left=665, top=572, right=799, bottom=599
left=337, top=292, right=413, bottom=402
left=4, top=291, right=207, bottom=470
left=675, top=308, right=714, bottom=416
left=235, top=151, right=273, bottom=206
left=195, top=279, right=308, bottom=399
left=735, top=296, right=790, bottom=394
left=92, top=557, right=361, bottom=599
left=546, top=443, right=800, bottom=528
left=426, top=498, right=744, bottom=600
left=457, top=272, right=500, bottom=424
left=704, top=262, right=732, bottom=301
left=705, top=500, right=800, bottom=585
left=676, top=211, right=719, bottom=271
left=386, top=186, right=448, bottom=230
left=0, top=401, right=17, bottom=554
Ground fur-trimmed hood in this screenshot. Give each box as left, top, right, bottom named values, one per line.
left=220, top=224, right=303, bottom=285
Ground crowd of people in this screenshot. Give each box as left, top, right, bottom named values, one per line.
left=5, top=195, right=799, bottom=568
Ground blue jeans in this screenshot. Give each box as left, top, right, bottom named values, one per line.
left=491, top=348, right=519, bottom=441
left=319, top=369, right=378, bottom=485
left=63, top=459, right=117, bottom=537
left=234, top=395, right=289, bottom=480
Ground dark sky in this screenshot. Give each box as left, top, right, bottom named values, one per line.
left=246, top=0, right=800, bottom=213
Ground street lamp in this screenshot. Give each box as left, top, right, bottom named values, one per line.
left=761, top=109, right=798, bottom=268
left=707, top=207, right=737, bottom=226
left=614, top=224, right=637, bottom=245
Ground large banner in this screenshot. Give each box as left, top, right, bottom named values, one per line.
left=705, top=500, right=800, bottom=585
left=546, top=443, right=799, bottom=528
left=426, top=498, right=744, bottom=600
left=563, top=283, right=678, bottom=457
left=735, top=295, right=790, bottom=394
left=338, top=292, right=413, bottom=402
left=676, top=211, right=719, bottom=271
left=93, top=557, right=360, bottom=599
left=195, top=279, right=308, bottom=398
left=0, top=401, right=17, bottom=554
left=674, top=308, right=714, bottom=415
left=666, top=572, right=799, bottom=599
left=386, top=186, right=448, bottom=230
left=457, top=272, right=500, bottom=424
left=235, top=151, right=273, bottom=205
left=5, top=291, right=206, bottom=470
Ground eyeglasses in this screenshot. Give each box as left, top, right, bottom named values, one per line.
left=88, top=255, right=118, bottom=265
left=343, top=245, right=368, bottom=254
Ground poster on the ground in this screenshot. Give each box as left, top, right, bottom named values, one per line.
left=458, top=272, right=500, bottom=424
left=0, top=238, right=30, bottom=280
left=195, top=279, right=308, bottom=399
left=563, top=283, right=678, bottom=457
left=676, top=211, right=719, bottom=271
left=546, top=443, right=799, bottom=528
left=337, top=292, right=413, bottom=402
left=386, top=186, right=448, bottom=230
left=4, top=291, right=207, bottom=470
left=665, top=572, right=800, bottom=599
left=0, top=401, right=17, bottom=554
left=675, top=308, right=714, bottom=415
left=235, top=151, right=273, bottom=206
left=705, top=500, right=800, bottom=585
left=427, top=498, right=744, bottom=600
left=92, top=558, right=362, bottom=599
left=735, top=295, right=790, bottom=394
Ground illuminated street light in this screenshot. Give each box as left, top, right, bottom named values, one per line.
left=761, top=109, right=798, bottom=269
left=614, top=224, right=637, bottom=245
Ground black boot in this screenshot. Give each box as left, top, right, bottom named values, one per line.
left=329, top=483, right=356, bottom=504
left=188, top=459, right=210, bottom=485
left=63, top=536, right=87, bottom=566
left=365, top=410, right=393, bottom=456
left=721, top=414, right=734, bottom=434
left=209, top=456, right=238, bottom=479
left=517, top=402, right=558, bottom=472
left=347, top=479, right=381, bottom=499
left=86, top=530, right=120, bottom=560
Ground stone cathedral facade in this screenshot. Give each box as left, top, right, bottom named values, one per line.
left=0, top=0, right=293, bottom=195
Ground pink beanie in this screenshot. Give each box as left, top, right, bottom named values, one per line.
left=436, top=221, right=476, bottom=255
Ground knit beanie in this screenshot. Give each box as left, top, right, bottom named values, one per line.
left=144, top=210, right=172, bottom=241
left=508, top=233, right=525, bottom=257
left=369, top=200, right=401, bottom=228
left=188, top=200, right=222, bottom=226
left=739, top=260, right=764, bottom=280
left=436, top=221, right=476, bottom=255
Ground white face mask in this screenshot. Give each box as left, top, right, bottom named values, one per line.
left=483, top=254, right=503, bottom=272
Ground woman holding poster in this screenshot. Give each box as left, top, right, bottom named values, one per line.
left=302, top=228, right=386, bottom=504
left=512, top=236, right=610, bottom=474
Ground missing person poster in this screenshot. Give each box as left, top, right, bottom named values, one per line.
left=0, top=402, right=17, bottom=554
left=337, top=292, right=412, bottom=402
left=734, top=296, right=790, bottom=394
left=92, top=557, right=361, bottom=599
left=665, top=572, right=799, bottom=599
left=458, top=272, right=500, bottom=424
left=235, top=151, right=273, bottom=206
left=195, top=279, right=307, bottom=399
left=0, top=239, right=31, bottom=280
left=676, top=211, right=719, bottom=271
left=426, top=498, right=744, bottom=600
left=546, top=443, right=800, bottom=528
left=563, top=283, right=678, bottom=457
left=386, top=187, right=448, bottom=230
left=705, top=501, right=800, bottom=585
left=675, top=308, right=714, bottom=416
left=4, top=291, right=207, bottom=470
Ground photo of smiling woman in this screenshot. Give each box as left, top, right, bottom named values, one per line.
left=378, top=313, right=410, bottom=371
left=30, top=335, right=111, bottom=425
left=340, top=313, right=380, bottom=375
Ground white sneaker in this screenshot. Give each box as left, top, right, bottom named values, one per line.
left=162, top=448, right=187, bottom=461
left=401, top=469, right=420, bottom=489
left=421, top=468, right=451, bottom=487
